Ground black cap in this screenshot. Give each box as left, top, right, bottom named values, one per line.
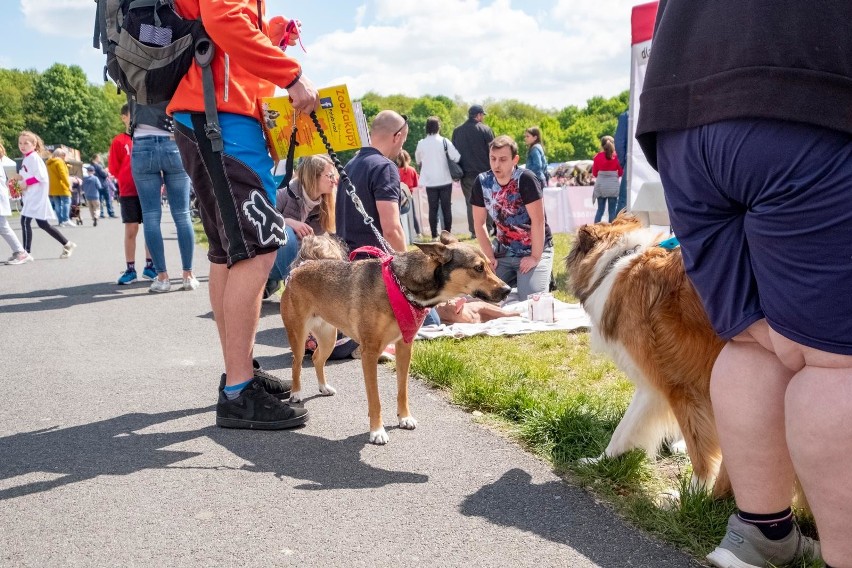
left=85, top=165, right=95, bottom=171
left=468, top=104, right=486, bottom=118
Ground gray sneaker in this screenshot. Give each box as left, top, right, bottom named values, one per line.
left=706, top=514, right=821, bottom=568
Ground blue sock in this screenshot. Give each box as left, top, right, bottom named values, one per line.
left=127, top=261, right=136, bottom=272
left=145, top=258, right=154, bottom=269
left=223, top=379, right=253, bottom=400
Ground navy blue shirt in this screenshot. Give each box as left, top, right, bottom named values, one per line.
left=336, top=147, right=401, bottom=252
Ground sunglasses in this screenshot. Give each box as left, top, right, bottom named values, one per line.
left=394, top=114, right=408, bottom=136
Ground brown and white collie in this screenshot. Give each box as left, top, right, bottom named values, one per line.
left=565, top=214, right=730, bottom=497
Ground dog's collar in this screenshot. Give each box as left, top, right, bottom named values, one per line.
left=657, top=236, right=680, bottom=250
left=582, top=245, right=641, bottom=302
left=349, top=246, right=431, bottom=342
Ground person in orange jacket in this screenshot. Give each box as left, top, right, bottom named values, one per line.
left=168, top=0, right=319, bottom=430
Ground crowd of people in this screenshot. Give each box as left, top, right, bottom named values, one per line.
left=4, top=2, right=848, bottom=566
left=1, top=103, right=199, bottom=293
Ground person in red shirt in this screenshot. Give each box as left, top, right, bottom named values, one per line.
left=169, top=0, right=318, bottom=430
left=395, top=149, right=422, bottom=238
left=591, top=135, right=623, bottom=223
left=110, top=103, right=157, bottom=285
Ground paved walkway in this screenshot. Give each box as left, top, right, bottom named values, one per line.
left=0, top=214, right=700, bottom=567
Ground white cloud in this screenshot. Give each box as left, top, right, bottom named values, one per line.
left=21, top=0, right=93, bottom=39
left=301, top=0, right=642, bottom=109
left=16, top=0, right=645, bottom=110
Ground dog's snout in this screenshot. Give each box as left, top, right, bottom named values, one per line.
left=497, top=284, right=511, bottom=300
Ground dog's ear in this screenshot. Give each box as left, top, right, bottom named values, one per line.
left=414, top=241, right=454, bottom=264
left=573, top=225, right=599, bottom=255
left=438, top=231, right=458, bottom=245
left=612, top=212, right=640, bottom=228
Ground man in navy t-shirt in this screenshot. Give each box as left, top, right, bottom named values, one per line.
left=336, top=110, right=409, bottom=254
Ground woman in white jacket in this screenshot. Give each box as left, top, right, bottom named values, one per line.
left=0, top=138, right=30, bottom=264
left=12, top=131, right=75, bottom=260
left=415, top=116, right=461, bottom=240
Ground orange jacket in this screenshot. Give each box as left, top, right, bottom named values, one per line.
left=168, top=0, right=302, bottom=120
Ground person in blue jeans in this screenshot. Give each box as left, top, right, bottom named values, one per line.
left=131, top=102, right=198, bottom=293
left=89, top=154, right=116, bottom=218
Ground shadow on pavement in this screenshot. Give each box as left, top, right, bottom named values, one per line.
left=459, top=468, right=697, bottom=568
left=1, top=408, right=427, bottom=501
left=0, top=281, right=173, bottom=314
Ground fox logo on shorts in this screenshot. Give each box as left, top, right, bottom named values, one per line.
left=242, top=190, right=288, bottom=247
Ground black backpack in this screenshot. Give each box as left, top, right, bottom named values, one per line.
left=93, top=0, right=222, bottom=151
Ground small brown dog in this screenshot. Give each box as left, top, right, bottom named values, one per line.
left=565, top=214, right=730, bottom=497
left=281, top=232, right=510, bottom=444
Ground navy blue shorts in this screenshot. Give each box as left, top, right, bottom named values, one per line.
left=657, top=119, right=852, bottom=355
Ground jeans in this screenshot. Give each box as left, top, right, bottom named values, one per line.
left=594, top=197, right=618, bottom=223
left=426, top=184, right=453, bottom=238
left=132, top=136, right=195, bottom=274
left=50, top=195, right=70, bottom=224
left=269, top=225, right=300, bottom=281
left=616, top=174, right=628, bottom=214
left=98, top=186, right=115, bottom=217
left=495, top=246, right=554, bottom=301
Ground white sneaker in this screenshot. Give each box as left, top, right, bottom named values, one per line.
left=149, top=278, right=171, bottom=293
left=6, top=252, right=34, bottom=265
left=181, top=276, right=200, bottom=291
left=60, top=242, right=77, bottom=259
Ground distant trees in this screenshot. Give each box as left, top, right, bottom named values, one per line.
left=0, top=64, right=124, bottom=159
left=0, top=62, right=627, bottom=166
left=359, top=90, right=628, bottom=166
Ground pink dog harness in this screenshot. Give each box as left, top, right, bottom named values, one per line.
left=350, top=246, right=430, bottom=343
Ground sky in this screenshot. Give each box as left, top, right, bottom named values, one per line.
left=1, top=0, right=652, bottom=110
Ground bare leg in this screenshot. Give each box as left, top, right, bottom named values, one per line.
left=209, top=253, right=275, bottom=386
left=710, top=320, right=796, bottom=514
left=124, top=223, right=139, bottom=263
left=773, top=329, right=852, bottom=567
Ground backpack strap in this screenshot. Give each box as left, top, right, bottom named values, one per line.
left=193, top=33, right=223, bottom=153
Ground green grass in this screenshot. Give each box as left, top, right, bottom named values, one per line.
left=408, top=232, right=822, bottom=566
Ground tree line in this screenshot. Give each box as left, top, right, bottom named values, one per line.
left=0, top=63, right=628, bottom=165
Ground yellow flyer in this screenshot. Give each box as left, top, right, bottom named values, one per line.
left=259, top=84, right=363, bottom=162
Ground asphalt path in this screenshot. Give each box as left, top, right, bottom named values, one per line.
left=0, top=211, right=701, bottom=567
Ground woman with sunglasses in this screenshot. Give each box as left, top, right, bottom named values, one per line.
left=265, top=154, right=338, bottom=296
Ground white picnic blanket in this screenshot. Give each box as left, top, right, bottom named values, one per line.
left=416, top=298, right=591, bottom=340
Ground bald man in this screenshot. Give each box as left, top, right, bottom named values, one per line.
left=336, top=110, right=409, bottom=254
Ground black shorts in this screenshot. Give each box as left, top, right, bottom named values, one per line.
left=174, top=113, right=287, bottom=267
left=120, top=195, right=143, bottom=224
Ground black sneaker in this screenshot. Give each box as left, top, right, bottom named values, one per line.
left=252, top=359, right=292, bottom=399
left=216, top=362, right=292, bottom=399
left=216, top=379, right=308, bottom=430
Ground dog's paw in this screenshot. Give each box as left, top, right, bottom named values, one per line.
left=289, top=390, right=303, bottom=403
left=656, top=489, right=681, bottom=510
left=318, top=384, right=336, bottom=396
left=577, top=454, right=605, bottom=466
left=369, top=427, right=389, bottom=445
left=398, top=416, right=417, bottom=430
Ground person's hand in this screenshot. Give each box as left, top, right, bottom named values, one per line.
left=287, top=75, right=319, bottom=115
left=451, top=297, right=467, bottom=314
left=519, top=255, right=540, bottom=274
left=268, top=16, right=300, bottom=48
left=291, top=221, right=314, bottom=238
left=485, top=250, right=497, bottom=271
